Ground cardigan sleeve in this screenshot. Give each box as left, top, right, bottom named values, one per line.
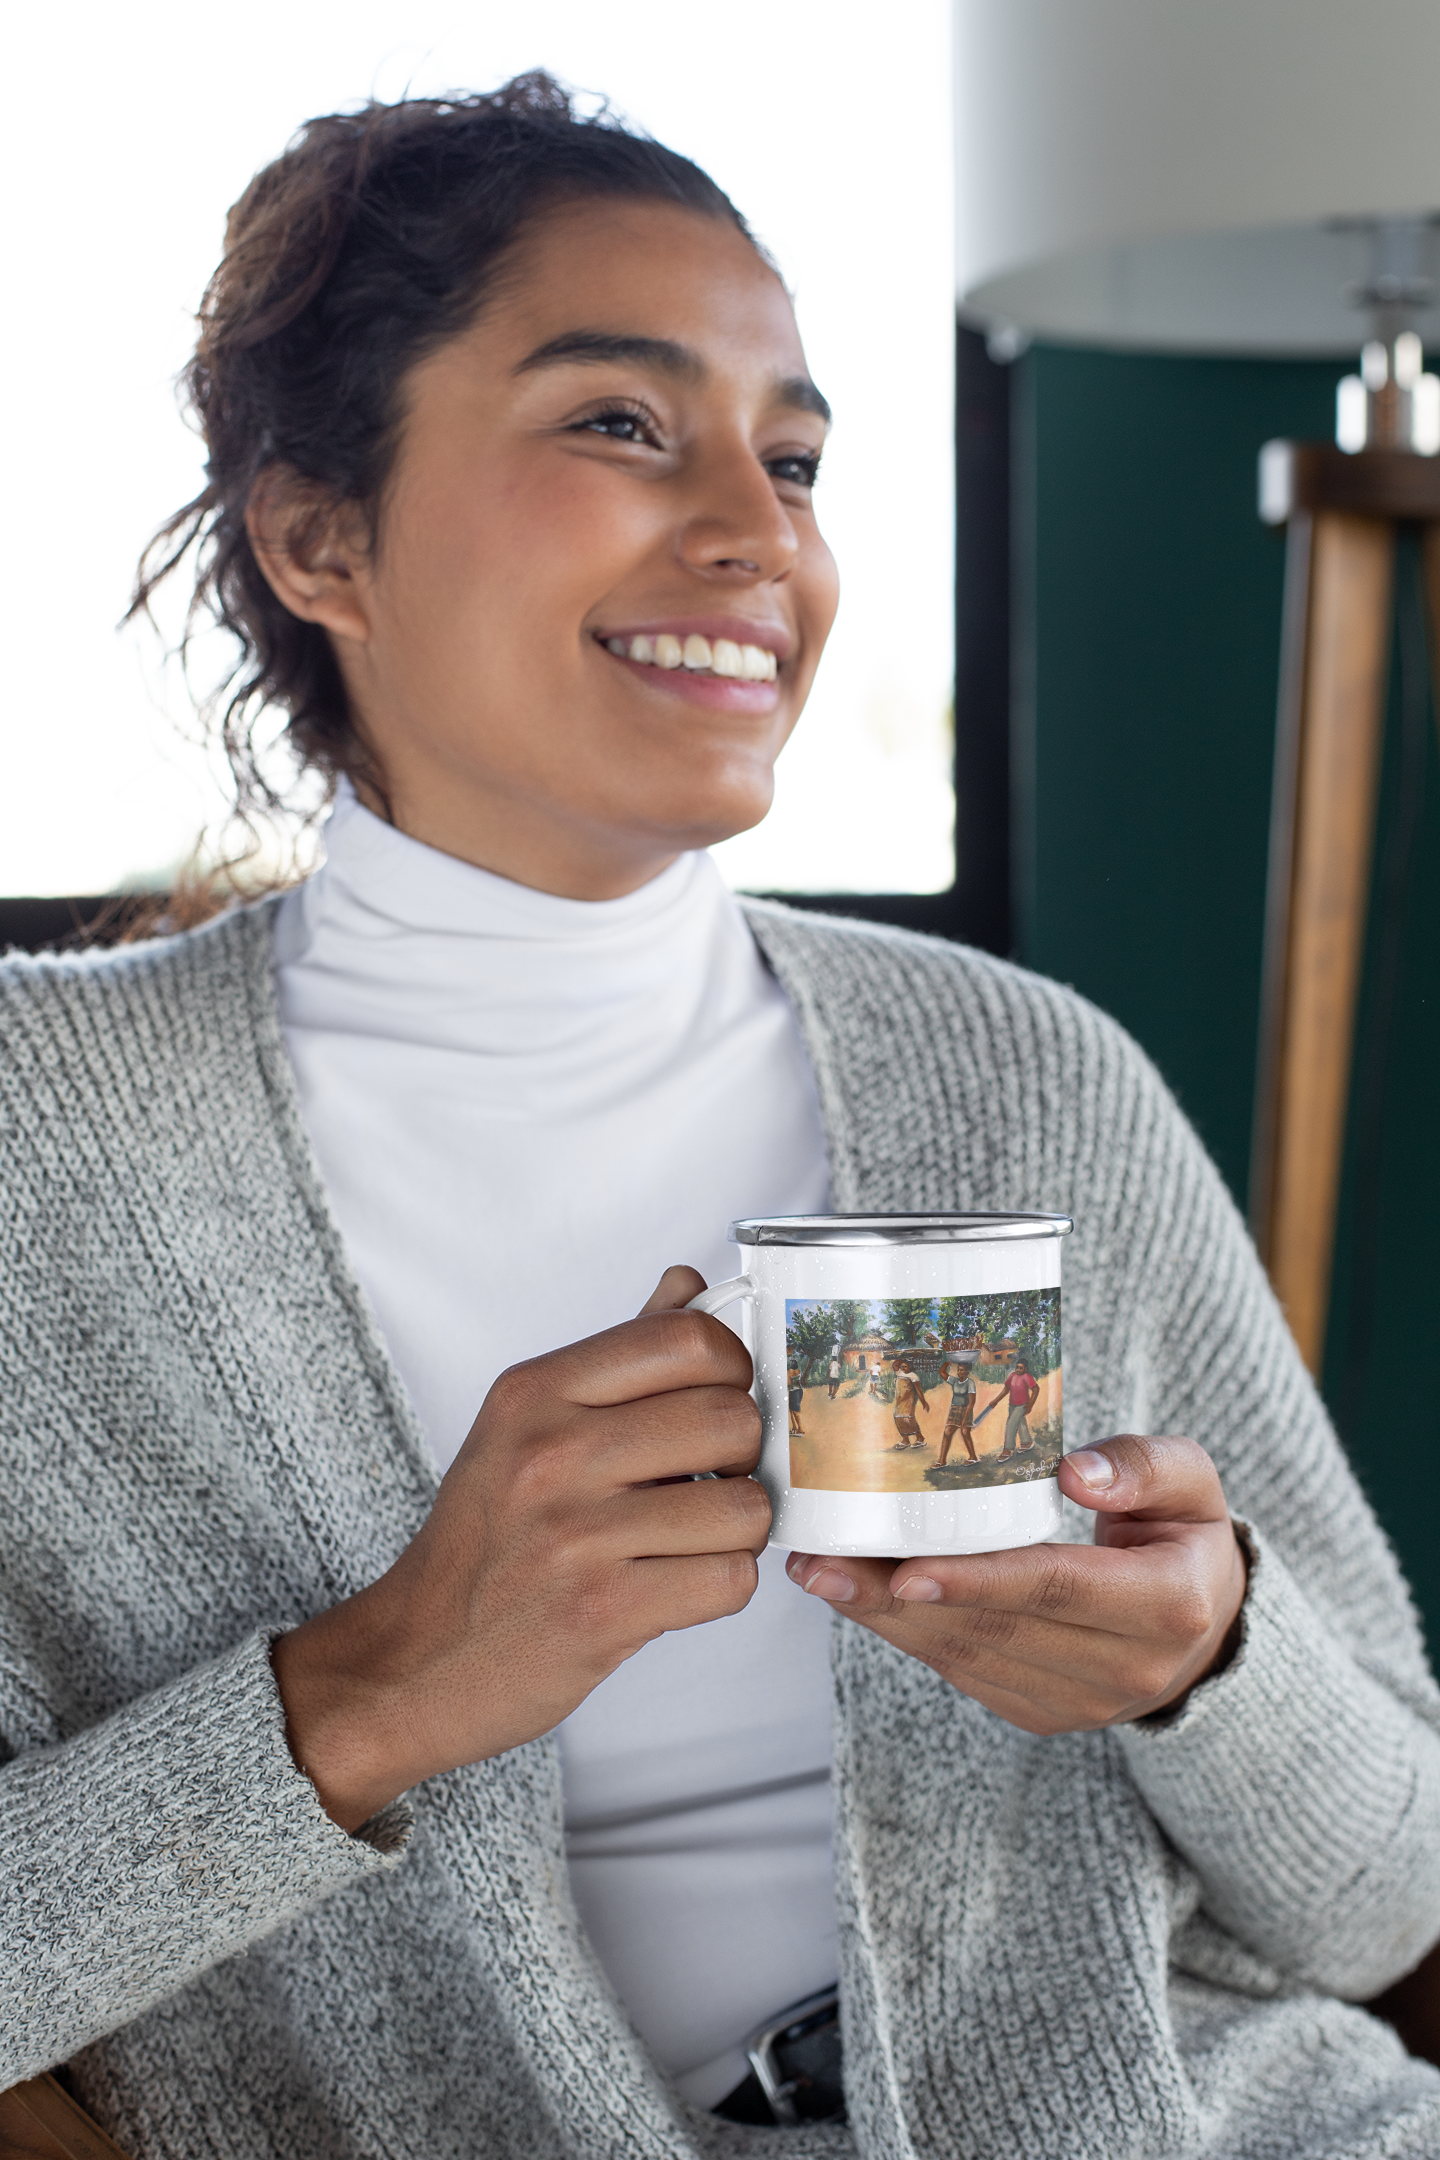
left=0, top=1628, right=411, bottom=2084
left=1093, top=1036, right=1440, bottom=1999
left=1117, top=1524, right=1440, bottom=1997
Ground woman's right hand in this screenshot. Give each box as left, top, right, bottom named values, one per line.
left=272, top=1267, right=767, bottom=1831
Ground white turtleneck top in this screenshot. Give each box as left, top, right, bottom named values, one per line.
left=272, top=783, right=836, bottom=2108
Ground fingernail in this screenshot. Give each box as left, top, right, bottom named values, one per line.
left=894, top=1575, right=943, bottom=1603
left=804, top=1566, right=856, bottom=1603
left=786, top=1554, right=811, bottom=1583
left=1068, top=1448, right=1116, bottom=1489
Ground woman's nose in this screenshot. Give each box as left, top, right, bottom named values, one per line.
left=676, top=449, right=800, bottom=583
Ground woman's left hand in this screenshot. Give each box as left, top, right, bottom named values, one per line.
left=786, top=1435, right=1248, bottom=1732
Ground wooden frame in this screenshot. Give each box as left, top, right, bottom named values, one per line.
left=0, top=2078, right=129, bottom=2160
left=1250, top=444, right=1440, bottom=1370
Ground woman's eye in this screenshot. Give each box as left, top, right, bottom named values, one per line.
left=573, top=407, right=655, bottom=445
left=768, top=452, right=822, bottom=490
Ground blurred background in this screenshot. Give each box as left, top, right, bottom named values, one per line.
left=3, top=0, right=1438, bottom=1645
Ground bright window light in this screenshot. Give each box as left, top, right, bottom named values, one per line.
left=1336, top=374, right=1368, bottom=453
left=0, top=1, right=953, bottom=899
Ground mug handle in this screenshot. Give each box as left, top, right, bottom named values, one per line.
left=685, top=1275, right=756, bottom=1318
left=683, top=1277, right=757, bottom=1481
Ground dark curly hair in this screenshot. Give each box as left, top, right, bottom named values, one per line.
left=130, top=72, right=758, bottom=896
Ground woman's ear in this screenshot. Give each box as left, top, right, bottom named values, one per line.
left=245, top=467, right=373, bottom=644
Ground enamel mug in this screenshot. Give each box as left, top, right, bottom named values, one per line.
left=689, top=1213, right=1073, bottom=1558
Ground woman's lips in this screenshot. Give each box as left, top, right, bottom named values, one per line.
left=593, top=624, right=787, bottom=711
left=600, top=644, right=782, bottom=711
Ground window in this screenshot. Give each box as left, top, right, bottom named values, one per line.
left=1, top=1, right=953, bottom=899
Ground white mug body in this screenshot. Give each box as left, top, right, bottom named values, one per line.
left=692, top=1216, right=1070, bottom=1559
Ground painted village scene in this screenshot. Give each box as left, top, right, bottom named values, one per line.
left=784, top=1290, right=1062, bottom=1494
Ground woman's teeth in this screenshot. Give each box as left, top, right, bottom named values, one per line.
left=604, top=632, right=778, bottom=682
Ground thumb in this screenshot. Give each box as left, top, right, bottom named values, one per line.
left=638, top=1264, right=708, bottom=1316
left=1058, top=1433, right=1229, bottom=1523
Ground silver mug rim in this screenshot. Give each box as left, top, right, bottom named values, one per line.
left=728, top=1212, right=1074, bottom=1248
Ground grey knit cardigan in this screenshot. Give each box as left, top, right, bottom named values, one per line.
left=4, top=896, right=1440, bottom=2160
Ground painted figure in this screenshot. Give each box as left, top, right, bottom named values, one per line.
left=997, top=1359, right=1040, bottom=1460
left=935, top=1359, right=978, bottom=1467
left=788, top=1364, right=805, bottom=1436
left=827, top=1353, right=841, bottom=1400
left=887, top=1353, right=930, bottom=1451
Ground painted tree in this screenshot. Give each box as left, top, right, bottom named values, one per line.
left=828, top=1298, right=872, bottom=1353
left=880, top=1297, right=935, bottom=1347
left=1010, top=1287, right=1061, bottom=1375
left=932, top=1290, right=1061, bottom=1371
left=936, top=1295, right=992, bottom=1344
left=974, top=1289, right=1061, bottom=1373
left=785, top=1303, right=840, bottom=1382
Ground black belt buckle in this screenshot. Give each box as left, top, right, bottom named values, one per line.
left=742, top=1986, right=843, bottom=2127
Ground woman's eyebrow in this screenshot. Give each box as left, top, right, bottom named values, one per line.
left=514, top=329, right=831, bottom=425
left=779, top=375, right=832, bottom=426
left=514, top=331, right=704, bottom=380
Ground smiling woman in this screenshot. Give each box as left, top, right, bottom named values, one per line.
left=134, top=80, right=837, bottom=903
left=5, top=67, right=1440, bottom=2160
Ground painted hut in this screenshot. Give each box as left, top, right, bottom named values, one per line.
left=841, top=1331, right=891, bottom=1376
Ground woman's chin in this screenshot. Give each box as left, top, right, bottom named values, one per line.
left=652, top=778, right=777, bottom=857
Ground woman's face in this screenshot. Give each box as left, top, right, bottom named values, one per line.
left=261, top=195, right=839, bottom=898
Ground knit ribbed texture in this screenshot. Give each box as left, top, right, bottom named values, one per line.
left=2, top=896, right=1438, bottom=2157
left=2, top=1629, right=410, bottom=2075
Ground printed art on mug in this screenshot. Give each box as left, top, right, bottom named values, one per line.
left=784, top=1290, right=1062, bottom=1494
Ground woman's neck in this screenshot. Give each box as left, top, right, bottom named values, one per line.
left=346, top=769, right=685, bottom=903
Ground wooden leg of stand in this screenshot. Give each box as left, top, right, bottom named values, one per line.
left=1422, top=526, right=1440, bottom=718
left=1259, top=511, right=1394, bottom=1372
left=1250, top=514, right=1314, bottom=1261
left=0, top=2077, right=130, bottom=2159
